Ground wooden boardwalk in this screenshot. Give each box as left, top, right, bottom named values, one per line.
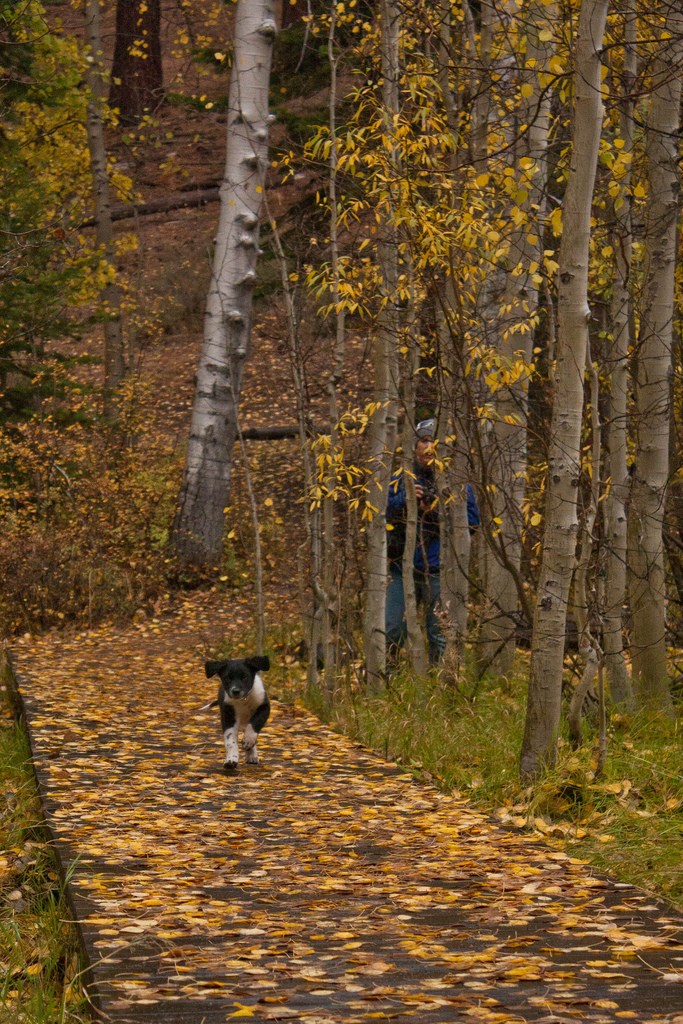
left=8, top=594, right=683, bottom=1023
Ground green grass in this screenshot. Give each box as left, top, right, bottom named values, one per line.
left=566, top=713, right=683, bottom=906
left=268, top=645, right=683, bottom=912
left=0, top=678, right=89, bottom=1024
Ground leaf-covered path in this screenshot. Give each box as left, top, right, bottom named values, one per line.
left=9, top=595, right=683, bottom=1024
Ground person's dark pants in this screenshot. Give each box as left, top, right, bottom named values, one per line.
left=385, top=563, right=445, bottom=667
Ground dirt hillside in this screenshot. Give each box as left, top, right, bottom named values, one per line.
left=51, top=1, right=370, bottom=617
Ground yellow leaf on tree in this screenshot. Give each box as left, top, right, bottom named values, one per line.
left=550, top=207, right=562, bottom=236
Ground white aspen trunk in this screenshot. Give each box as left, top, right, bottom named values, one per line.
left=478, top=0, right=555, bottom=675
left=520, top=0, right=609, bottom=780
left=84, top=0, right=125, bottom=422
left=603, top=0, right=635, bottom=708
left=363, top=0, right=400, bottom=686
left=629, top=3, right=683, bottom=712
left=172, top=0, right=276, bottom=565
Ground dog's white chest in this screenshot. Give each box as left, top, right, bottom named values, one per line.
left=223, top=674, right=266, bottom=727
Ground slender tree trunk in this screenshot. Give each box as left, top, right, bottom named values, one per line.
left=568, top=351, right=601, bottom=747
left=109, top=0, right=163, bottom=125
left=84, top=0, right=125, bottom=422
left=478, top=0, right=554, bottom=675
left=466, top=0, right=493, bottom=168
left=434, top=1, right=472, bottom=675
left=235, top=422, right=266, bottom=651
left=319, top=5, right=345, bottom=693
left=603, top=0, right=635, bottom=707
left=629, top=2, right=683, bottom=712
left=267, top=211, right=321, bottom=687
left=520, top=0, right=609, bottom=780
left=438, top=309, right=473, bottom=673
left=280, top=0, right=309, bottom=30
left=401, top=305, right=428, bottom=678
left=171, top=0, right=276, bottom=566
left=437, top=0, right=458, bottom=133
left=363, top=313, right=397, bottom=686
left=363, top=0, right=400, bottom=686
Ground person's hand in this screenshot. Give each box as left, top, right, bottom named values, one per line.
left=414, top=483, right=425, bottom=504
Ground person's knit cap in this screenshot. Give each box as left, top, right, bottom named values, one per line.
left=416, top=417, right=436, bottom=439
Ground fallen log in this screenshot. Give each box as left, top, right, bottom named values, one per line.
left=240, top=423, right=330, bottom=441
left=81, top=187, right=220, bottom=227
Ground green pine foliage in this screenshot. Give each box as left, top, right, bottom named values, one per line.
left=0, top=0, right=103, bottom=427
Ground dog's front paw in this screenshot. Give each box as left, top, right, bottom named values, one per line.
left=223, top=758, right=239, bottom=771
left=244, top=748, right=259, bottom=765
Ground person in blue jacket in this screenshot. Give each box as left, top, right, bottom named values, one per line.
left=385, top=418, right=479, bottom=668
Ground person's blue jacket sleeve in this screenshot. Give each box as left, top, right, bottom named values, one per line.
left=386, top=471, right=405, bottom=519
left=466, top=484, right=480, bottom=531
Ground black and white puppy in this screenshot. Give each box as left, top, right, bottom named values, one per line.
left=205, top=656, right=270, bottom=770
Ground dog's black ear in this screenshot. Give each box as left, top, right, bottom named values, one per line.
left=247, top=655, right=270, bottom=673
left=205, top=659, right=227, bottom=678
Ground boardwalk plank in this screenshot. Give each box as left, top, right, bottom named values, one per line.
left=8, top=596, right=683, bottom=1023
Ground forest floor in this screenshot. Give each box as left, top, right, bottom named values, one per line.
left=8, top=599, right=683, bottom=1024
